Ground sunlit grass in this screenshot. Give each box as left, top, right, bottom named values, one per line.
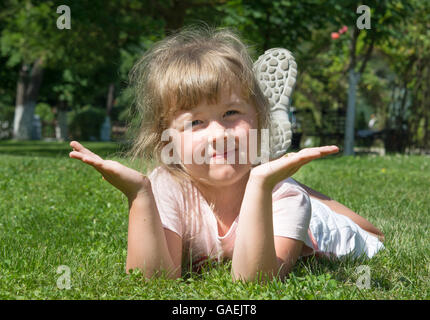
left=0, top=142, right=428, bottom=299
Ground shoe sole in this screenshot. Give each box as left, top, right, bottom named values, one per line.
left=253, top=48, right=298, bottom=159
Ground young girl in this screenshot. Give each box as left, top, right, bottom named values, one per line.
left=69, top=26, right=384, bottom=281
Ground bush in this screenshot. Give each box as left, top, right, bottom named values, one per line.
left=35, top=103, right=55, bottom=138
left=68, top=105, right=105, bottom=141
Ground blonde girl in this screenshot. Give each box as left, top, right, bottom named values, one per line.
left=69, top=26, right=384, bottom=281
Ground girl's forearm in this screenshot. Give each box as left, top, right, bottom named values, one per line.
left=125, top=184, right=177, bottom=278
left=232, top=176, right=278, bottom=281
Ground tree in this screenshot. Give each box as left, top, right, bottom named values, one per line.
left=217, top=0, right=328, bottom=58
left=322, top=0, right=411, bottom=155
left=0, top=0, right=163, bottom=141
left=380, top=0, right=430, bottom=152
left=0, top=0, right=58, bottom=140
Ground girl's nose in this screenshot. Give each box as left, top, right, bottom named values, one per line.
left=206, top=122, right=236, bottom=154
left=207, top=121, right=228, bottom=142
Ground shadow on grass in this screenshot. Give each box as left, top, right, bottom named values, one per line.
left=295, top=254, right=392, bottom=291
left=0, top=140, right=131, bottom=159
left=178, top=253, right=392, bottom=292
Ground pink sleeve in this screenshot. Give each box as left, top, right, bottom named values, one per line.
left=271, top=178, right=312, bottom=242
left=148, top=167, right=184, bottom=238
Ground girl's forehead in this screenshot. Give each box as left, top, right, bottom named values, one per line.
left=194, top=86, right=246, bottom=110
left=175, top=84, right=247, bottom=113
left=168, top=86, right=235, bottom=118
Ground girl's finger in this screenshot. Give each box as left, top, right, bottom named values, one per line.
left=69, top=151, right=85, bottom=161
left=301, top=145, right=339, bottom=156
left=70, top=141, right=103, bottom=160
left=70, top=141, right=93, bottom=155
left=81, top=155, right=104, bottom=168
left=317, top=145, right=339, bottom=156
left=292, top=146, right=338, bottom=162
left=70, top=151, right=104, bottom=169
left=70, top=141, right=84, bottom=152
left=270, top=146, right=332, bottom=173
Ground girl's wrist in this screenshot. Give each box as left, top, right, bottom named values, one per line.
left=247, top=172, right=275, bottom=192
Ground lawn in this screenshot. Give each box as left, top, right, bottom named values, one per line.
left=0, top=141, right=429, bottom=299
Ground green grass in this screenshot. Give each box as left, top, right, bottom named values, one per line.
left=0, top=141, right=429, bottom=299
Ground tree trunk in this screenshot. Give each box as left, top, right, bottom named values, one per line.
left=343, top=28, right=374, bottom=156
left=55, top=100, right=69, bottom=141
left=106, top=82, right=115, bottom=117
left=100, top=83, right=115, bottom=141
left=13, top=64, right=32, bottom=140
left=344, top=69, right=360, bottom=155
left=12, top=58, right=44, bottom=140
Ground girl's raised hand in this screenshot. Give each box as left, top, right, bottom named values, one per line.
left=69, top=141, right=150, bottom=201
left=250, top=145, right=339, bottom=190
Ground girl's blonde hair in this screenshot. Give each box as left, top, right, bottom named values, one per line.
left=126, top=24, right=271, bottom=260
left=127, top=24, right=270, bottom=175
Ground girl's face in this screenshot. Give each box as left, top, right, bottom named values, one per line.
left=168, top=84, right=258, bottom=188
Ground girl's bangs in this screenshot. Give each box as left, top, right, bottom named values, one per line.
left=160, top=53, right=252, bottom=120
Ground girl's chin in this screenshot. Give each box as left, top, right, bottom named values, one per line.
left=201, top=165, right=250, bottom=186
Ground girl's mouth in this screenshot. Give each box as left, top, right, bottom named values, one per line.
left=211, top=149, right=237, bottom=159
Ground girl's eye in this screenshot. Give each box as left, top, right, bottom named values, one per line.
left=183, top=120, right=201, bottom=130
left=191, top=120, right=203, bottom=127
left=224, top=110, right=239, bottom=117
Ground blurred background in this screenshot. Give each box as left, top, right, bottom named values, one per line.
left=0, top=0, right=428, bottom=155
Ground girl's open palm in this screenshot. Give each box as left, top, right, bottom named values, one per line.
left=69, top=141, right=150, bottom=200
left=250, top=145, right=339, bottom=189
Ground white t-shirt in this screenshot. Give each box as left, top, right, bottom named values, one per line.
left=148, top=166, right=314, bottom=270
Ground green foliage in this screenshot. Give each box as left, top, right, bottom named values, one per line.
left=0, top=105, right=14, bottom=123
left=0, top=0, right=429, bottom=150
left=35, top=103, right=54, bottom=123
left=0, top=105, right=14, bottom=140
left=0, top=0, right=58, bottom=67
left=0, top=0, right=166, bottom=136
left=34, top=102, right=55, bottom=138
left=68, top=106, right=105, bottom=141
left=217, top=0, right=329, bottom=55
left=378, top=0, right=430, bottom=150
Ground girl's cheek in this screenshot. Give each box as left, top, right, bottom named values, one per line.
left=168, top=130, right=192, bottom=164
left=192, top=135, right=211, bottom=163
left=179, top=132, right=208, bottom=165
